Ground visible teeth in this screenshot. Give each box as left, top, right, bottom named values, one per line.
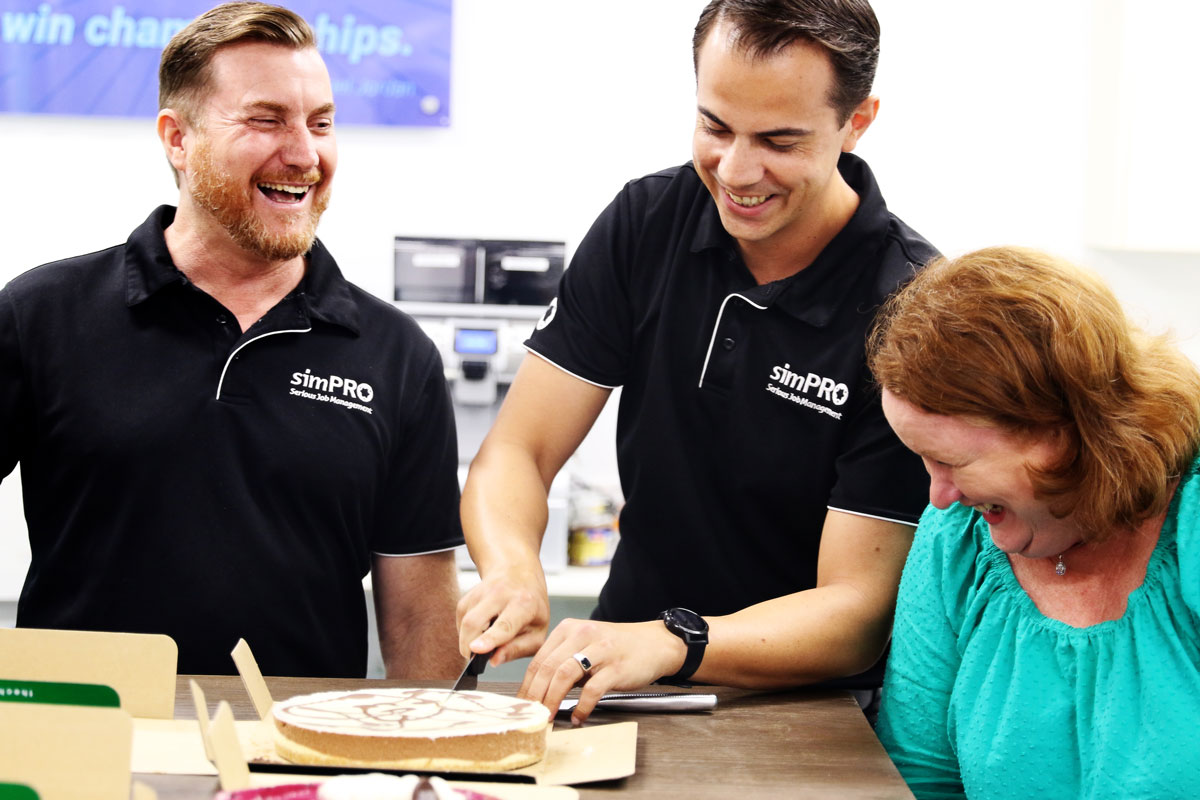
left=728, top=191, right=769, bottom=207
left=259, top=182, right=309, bottom=194
left=976, top=503, right=1003, bottom=514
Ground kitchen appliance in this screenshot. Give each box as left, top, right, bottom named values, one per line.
left=395, top=236, right=569, bottom=572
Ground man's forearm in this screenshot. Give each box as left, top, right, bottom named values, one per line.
left=373, top=552, right=463, bottom=680
left=378, top=611, right=464, bottom=680
left=695, top=583, right=896, bottom=688
left=460, top=440, right=553, bottom=576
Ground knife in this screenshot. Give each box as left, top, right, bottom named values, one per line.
left=556, top=691, right=718, bottom=714
left=451, top=651, right=492, bottom=691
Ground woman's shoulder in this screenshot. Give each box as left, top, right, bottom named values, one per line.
left=904, top=503, right=1001, bottom=616
left=912, top=502, right=991, bottom=568
left=1168, top=455, right=1200, bottom=611
left=1171, top=455, right=1200, bottom=525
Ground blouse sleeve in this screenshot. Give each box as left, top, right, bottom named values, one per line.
left=875, top=504, right=968, bottom=799
left=1172, top=458, right=1200, bottom=619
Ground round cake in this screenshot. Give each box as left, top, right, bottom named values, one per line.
left=270, top=688, right=551, bottom=771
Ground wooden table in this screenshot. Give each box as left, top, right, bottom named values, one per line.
left=138, top=676, right=913, bottom=800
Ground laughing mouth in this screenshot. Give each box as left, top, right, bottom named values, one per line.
left=726, top=189, right=770, bottom=208
left=975, top=503, right=1004, bottom=515
left=258, top=181, right=313, bottom=204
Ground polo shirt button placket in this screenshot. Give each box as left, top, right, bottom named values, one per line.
left=702, top=302, right=747, bottom=392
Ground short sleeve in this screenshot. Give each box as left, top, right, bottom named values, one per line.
left=371, top=344, right=463, bottom=555
left=827, top=367, right=930, bottom=525
left=1172, top=459, right=1200, bottom=616
left=0, top=288, right=31, bottom=482
left=876, top=505, right=968, bottom=799
left=524, top=182, right=646, bottom=388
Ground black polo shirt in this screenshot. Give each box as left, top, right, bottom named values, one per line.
left=527, top=154, right=936, bottom=622
left=0, top=206, right=463, bottom=677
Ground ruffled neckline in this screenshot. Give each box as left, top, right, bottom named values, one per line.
left=973, top=474, right=1185, bottom=637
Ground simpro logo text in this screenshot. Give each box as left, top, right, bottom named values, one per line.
left=768, top=363, right=849, bottom=406
left=291, top=369, right=375, bottom=403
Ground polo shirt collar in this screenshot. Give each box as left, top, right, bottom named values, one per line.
left=295, top=238, right=361, bottom=336
left=123, top=205, right=361, bottom=335
left=689, top=153, right=891, bottom=327
left=124, top=205, right=185, bottom=304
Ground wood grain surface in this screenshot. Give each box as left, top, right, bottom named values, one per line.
left=136, top=676, right=913, bottom=800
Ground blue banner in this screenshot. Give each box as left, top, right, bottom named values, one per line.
left=0, top=0, right=451, bottom=126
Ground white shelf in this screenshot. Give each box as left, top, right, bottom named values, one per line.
left=456, top=565, right=608, bottom=599
left=363, top=565, right=608, bottom=600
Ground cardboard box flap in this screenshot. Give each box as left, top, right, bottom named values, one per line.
left=0, top=701, right=132, bottom=799
left=0, top=628, right=176, bottom=719
left=211, top=701, right=252, bottom=792
left=231, top=639, right=274, bottom=720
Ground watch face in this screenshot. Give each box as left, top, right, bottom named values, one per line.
left=665, top=607, right=707, bottom=635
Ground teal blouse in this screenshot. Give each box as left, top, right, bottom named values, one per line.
left=877, top=458, right=1200, bottom=799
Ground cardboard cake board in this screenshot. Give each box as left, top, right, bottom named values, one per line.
left=0, top=627, right=177, bottom=719
left=192, top=679, right=579, bottom=799
left=130, top=638, right=634, bottom=792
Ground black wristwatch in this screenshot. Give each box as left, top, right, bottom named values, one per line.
left=658, top=607, right=709, bottom=684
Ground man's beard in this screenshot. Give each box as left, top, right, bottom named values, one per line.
left=188, top=136, right=330, bottom=262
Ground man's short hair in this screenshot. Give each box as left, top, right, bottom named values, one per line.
left=692, top=0, right=880, bottom=125
left=159, top=1, right=316, bottom=125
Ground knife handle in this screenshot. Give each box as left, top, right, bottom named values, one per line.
left=465, top=651, right=490, bottom=676
left=596, top=693, right=718, bottom=712
left=558, top=692, right=719, bottom=714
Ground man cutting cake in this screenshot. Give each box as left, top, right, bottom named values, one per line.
left=0, top=2, right=464, bottom=679
left=456, top=0, right=937, bottom=722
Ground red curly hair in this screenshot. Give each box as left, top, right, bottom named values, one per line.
left=868, top=246, right=1200, bottom=539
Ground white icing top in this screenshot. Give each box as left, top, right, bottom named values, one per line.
left=272, top=688, right=551, bottom=738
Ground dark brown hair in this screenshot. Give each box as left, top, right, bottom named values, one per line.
left=159, top=1, right=315, bottom=123
left=868, top=246, right=1200, bottom=539
left=692, top=0, right=880, bottom=124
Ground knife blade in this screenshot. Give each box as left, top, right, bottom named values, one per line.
left=556, top=691, right=718, bottom=714
left=451, top=651, right=492, bottom=691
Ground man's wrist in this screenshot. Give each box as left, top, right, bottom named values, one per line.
left=652, top=620, right=689, bottom=679
left=657, top=607, right=709, bottom=684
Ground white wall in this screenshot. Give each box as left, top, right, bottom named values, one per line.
left=3, top=0, right=1198, bottom=599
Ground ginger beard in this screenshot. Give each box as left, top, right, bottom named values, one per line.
left=187, top=134, right=330, bottom=262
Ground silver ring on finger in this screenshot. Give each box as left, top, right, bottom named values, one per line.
left=572, top=652, right=593, bottom=674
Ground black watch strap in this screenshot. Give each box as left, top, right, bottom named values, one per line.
left=659, top=607, right=708, bottom=684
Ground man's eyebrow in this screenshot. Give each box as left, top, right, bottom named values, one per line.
left=757, top=125, right=811, bottom=139
left=244, top=100, right=288, bottom=115
left=698, top=105, right=811, bottom=139
left=243, top=100, right=336, bottom=116
left=698, top=105, right=728, bottom=129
